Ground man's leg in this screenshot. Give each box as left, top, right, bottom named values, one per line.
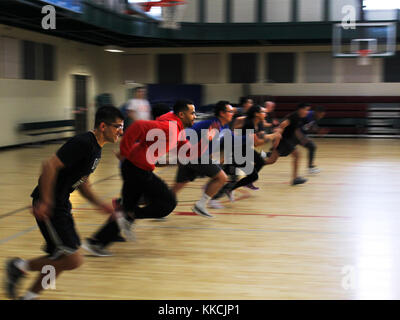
left=230, top=151, right=265, bottom=191
left=193, top=167, right=227, bottom=218
left=291, top=148, right=307, bottom=185
left=304, top=140, right=319, bottom=172
left=89, top=161, right=144, bottom=248
left=134, top=173, right=177, bottom=219
left=26, top=252, right=83, bottom=295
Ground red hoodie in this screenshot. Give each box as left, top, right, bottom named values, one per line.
left=120, top=112, right=187, bottom=171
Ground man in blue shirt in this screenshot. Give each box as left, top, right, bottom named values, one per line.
left=172, top=101, right=234, bottom=218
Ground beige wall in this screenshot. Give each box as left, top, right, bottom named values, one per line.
left=1, top=25, right=400, bottom=147
left=0, top=24, right=126, bottom=147
left=124, top=45, right=400, bottom=105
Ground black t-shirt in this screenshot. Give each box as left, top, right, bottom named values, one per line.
left=282, top=111, right=302, bottom=140
left=31, top=132, right=102, bottom=202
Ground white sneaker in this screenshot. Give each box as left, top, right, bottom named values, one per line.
left=116, top=212, right=136, bottom=242
left=208, top=200, right=224, bottom=209
left=309, top=167, right=321, bottom=174
left=82, top=239, right=112, bottom=257
left=192, top=204, right=214, bottom=218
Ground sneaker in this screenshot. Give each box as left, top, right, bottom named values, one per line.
left=4, top=258, right=26, bottom=299
left=309, top=166, right=321, bottom=174
left=116, top=213, right=136, bottom=242
left=208, top=200, right=224, bottom=209
left=153, top=217, right=167, bottom=221
left=245, top=183, right=259, bottom=191
left=192, top=205, right=214, bottom=218
left=224, top=189, right=235, bottom=202
left=82, top=239, right=112, bottom=257
left=292, top=177, right=308, bottom=185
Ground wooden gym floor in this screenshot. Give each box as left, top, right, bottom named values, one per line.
left=0, top=138, right=399, bottom=300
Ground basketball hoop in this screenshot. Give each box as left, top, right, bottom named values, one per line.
left=159, top=0, right=186, bottom=29
left=357, top=49, right=372, bottom=66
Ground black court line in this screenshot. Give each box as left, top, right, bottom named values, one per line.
left=0, top=174, right=120, bottom=220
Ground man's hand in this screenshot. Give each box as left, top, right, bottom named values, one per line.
left=114, top=150, right=124, bottom=161
left=32, top=200, right=52, bottom=221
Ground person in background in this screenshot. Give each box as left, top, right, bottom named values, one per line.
left=300, top=106, right=328, bottom=174
left=126, top=86, right=152, bottom=123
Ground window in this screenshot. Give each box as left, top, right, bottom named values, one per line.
left=267, top=53, right=296, bottom=83
left=363, top=0, right=400, bottom=10
left=229, top=53, right=257, bottom=83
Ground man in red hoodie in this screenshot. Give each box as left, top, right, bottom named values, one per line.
left=82, top=100, right=196, bottom=256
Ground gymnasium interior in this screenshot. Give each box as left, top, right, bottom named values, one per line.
left=0, top=0, right=399, bottom=300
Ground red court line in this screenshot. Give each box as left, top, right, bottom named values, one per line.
left=72, top=208, right=349, bottom=219
left=174, top=211, right=349, bottom=219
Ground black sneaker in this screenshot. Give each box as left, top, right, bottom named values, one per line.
left=4, top=258, right=26, bottom=300
left=192, top=205, right=214, bottom=218
left=81, top=238, right=112, bottom=257
left=292, top=177, right=307, bottom=185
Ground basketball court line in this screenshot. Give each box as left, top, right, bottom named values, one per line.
left=0, top=173, right=120, bottom=220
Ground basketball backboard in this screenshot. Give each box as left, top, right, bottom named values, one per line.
left=332, top=22, right=397, bottom=58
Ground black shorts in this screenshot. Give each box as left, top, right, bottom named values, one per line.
left=176, top=163, right=222, bottom=183
left=33, top=199, right=80, bottom=259
left=277, top=138, right=298, bottom=157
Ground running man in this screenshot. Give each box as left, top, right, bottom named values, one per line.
left=4, top=106, right=124, bottom=300
left=83, top=99, right=203, bottom=255
left=300, top=106, right=327, bottom=174
left=171, top=100, right=234, bottom=218
left=265, top=102, right=311, bottom=185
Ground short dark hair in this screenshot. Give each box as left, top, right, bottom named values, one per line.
left=297, top=102, right=311, bottom=110
left=95, top=105, right=124, bottom=128
left=134, top=86, right=146, bottom=93
left=264, top=96, right=275, bottom=103
left=152, top=103, right=171, bottom=119
left=239, top=96, right=252, bottom=106
left=315, top=106, right=326, bottom=113
left=214, top=100, right=230, bottom=117
left=247, top=105, right=262, bottom=120
left=173, top=99, right=193, bottom=114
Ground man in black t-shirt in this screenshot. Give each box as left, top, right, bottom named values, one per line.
left=264, top=103, right=311, bottom=185
left=4, top=106, right=124, bottom=300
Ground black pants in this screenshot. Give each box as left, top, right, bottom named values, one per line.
left=303, top=140, right=316, bottom=168
left=93, top=160, right=176, bottom=247
left=231, top=150, right=265, bottom=191
left=213, top=150, right=265, bottom=199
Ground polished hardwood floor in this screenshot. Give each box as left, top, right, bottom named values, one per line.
left=1, top=138, right=400, bottom=299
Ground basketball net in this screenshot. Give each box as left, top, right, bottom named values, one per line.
left=357, top=49, right=372, bottom=66
left=160, top=4, right=186, bottom=29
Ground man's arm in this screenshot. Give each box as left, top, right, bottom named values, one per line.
left=295, top=128, right=310, bottom=146
left=33, top=155, right=65, bottom=220
left=78, top=180, right=114, bottom=215
left=232, top=116, right=245, bottom=129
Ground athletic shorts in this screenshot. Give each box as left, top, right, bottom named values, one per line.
left=277, top=138, right=298, bottom=157
left=33, top=199, right=80, bottom=259
left=176, top=163, right=222, bottom=183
